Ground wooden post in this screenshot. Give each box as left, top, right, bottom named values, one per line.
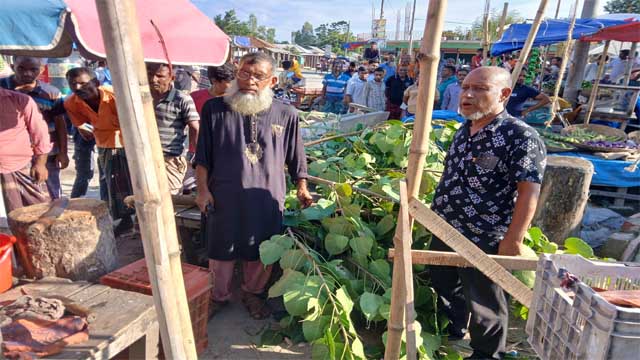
left=547, top=0, right=578, bottom=126
left=388, top=249, right=539, bottom=270
left=623, top=42, right=638, bottom=86
left=385, top=0, right=447, bottom=357
left=584, top=40, right=610, bottom=124
left=496, top=2, right=509, bottom=41
left=532, top=156, right=594, bottom=245
left=482, top=0, right=491, bottom=64
left=93, top=1, right=197, bottom=359
left=511, top=0, right=550, bottom=89
left=407, top=0, right=417, bottom=57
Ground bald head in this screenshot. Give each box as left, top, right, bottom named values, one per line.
left=459, top=66, right=512, bottom=121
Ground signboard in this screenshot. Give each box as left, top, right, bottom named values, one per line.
left=372, top=19, right=387, bottom=40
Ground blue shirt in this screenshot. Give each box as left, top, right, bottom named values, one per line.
left=436, top=76, right=456, bottom=109
left=380, top=63, right=396, bottom=81
left=442, top=82, right=462, bottom=112
left=507, top=84, right=540, bottom=117
left=323, top=73, right=351, bottom=99
left=432, top=112, right=546, bottom=249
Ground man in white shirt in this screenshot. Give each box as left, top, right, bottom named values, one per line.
left=609, top=50, right=629, bottom=83
left=344, top=66, right=368, bottom=109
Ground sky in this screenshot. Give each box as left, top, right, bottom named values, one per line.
left=191, top=0, right=607, bottom=42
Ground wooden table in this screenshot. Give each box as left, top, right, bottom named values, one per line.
left=0, top=278, right=159, bottom=359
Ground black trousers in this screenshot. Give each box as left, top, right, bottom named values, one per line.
left=429, top=236, right=508, bottom=359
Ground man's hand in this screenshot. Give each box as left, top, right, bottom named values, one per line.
left=195, top=189, right=214, bottom=214
left=296, top=179, right=313, bottom=209
left=78, top=128, right=94, bottom=141
left=498, top=237, right=526, bottom=256
left=57, top=153, right=70, bottom=170
left=520, top=109, right=529, bottom=117
left=30, top=163, right=48, bottom=185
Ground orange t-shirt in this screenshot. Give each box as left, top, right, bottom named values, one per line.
left=64, top=86, right=124, bottom=149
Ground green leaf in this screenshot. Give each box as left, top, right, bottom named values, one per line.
left=360, top=292, right=385, bottom=321
left=343, top=203, right=361, bottom=218
left=272, top=234, right=294, bottom=249
left=311, top=342, right=330, bottom=360
left=376, top=214, right=396, bottom=237
left=302, top=199, right=336, bottom=221
left=349, top=236, right=374, bottom=256
left=336, top=183, right=353, bottom=197
left=268, top=269, right=305, bottom=298
left=351, top=337, right=366, bottom=359
left=379, top=303, right=391, bottom=320
left=422, top=332, right=442, bottom=358
left=335, top=286, right=354, bottom=313
left=564, top=237, right=594, bottom=258
left=528, top=227, right=544, bottom=245
left=541, top=241, right=559, bottom=254
left=321, top=216, right=354, bottom=236
left=279, top=249, right=307, bottom=271
left=369, top=259, right=391, bottom=282
left=259, top=239, right=287, bottom=265
left=325, top=233, right=349, bottom=255
left=309, top=160, right=330, bottom=175
left=283, top=281, right=320, bottom=316
left=303, top=315, right=331, bottom=342
left=513, top=270, right=536, bottom=288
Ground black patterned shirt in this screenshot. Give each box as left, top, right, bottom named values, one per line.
left=431, top=111, right=547, bottom=249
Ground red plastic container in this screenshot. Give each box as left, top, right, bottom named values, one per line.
left=0, top=234, right=16, bottom=293
left=100, top=259, right=213, bottom=354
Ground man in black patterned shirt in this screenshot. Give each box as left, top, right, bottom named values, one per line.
left=430, top=67, right=546, bottom=360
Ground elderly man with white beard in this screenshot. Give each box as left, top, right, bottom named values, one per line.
left=428, top=67, right=546, bottom=359
left=194, top=52, right=312, bottom=319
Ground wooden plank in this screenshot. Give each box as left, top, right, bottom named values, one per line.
left=590, top=189, right=640, bottom=201
left=49, top=286, right=157, bottom=359
left=128, top=321, right=160, bottom=360
left=388, top=249, right=539, bottom=270
left=621, top=235, right=640, bottom=262
left=408, top=198, right=534, bottom=307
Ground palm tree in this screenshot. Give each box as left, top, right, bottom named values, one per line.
left=471, top=9, right=524, bottom=42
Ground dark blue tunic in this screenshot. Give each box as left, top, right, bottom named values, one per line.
left=194, top=98, right=308, bottom=261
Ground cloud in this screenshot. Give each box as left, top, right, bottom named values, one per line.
left=191, top=0, right=607, bottom=41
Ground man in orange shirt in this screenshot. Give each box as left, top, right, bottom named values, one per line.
left=63, top=68, right=134, bottom=235
left=0, top=88, right=52, bottom=213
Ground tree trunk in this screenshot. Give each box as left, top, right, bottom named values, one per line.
left=8, top=199, right=118, bottom=281
left=532, top=156, right=594, bottom=245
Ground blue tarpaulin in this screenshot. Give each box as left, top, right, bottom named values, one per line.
left=550, top=152, right=639, bottom=187
left=233, top=36, right=252, bottom=48
left=0, top=0, right=68, bottom=55
left=491, top=18, right=626, bottom=56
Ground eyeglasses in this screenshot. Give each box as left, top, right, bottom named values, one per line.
left=236, top=70, right=271, bottom=82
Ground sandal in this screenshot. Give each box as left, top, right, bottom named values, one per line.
left=208, top=300, right=228, bottom=319
left=241, top=292, right=271, bottom=320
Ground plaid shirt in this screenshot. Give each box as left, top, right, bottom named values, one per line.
left=154, top=87, right=200, bottom=156
left=365, top=80, right=386, bottom=111
left=431, top=112, right=546, bottom=249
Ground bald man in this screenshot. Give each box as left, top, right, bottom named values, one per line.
left=429, top=67, right=546, bottom=359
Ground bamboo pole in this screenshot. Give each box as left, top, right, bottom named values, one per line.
left=623, top=42, right=638, bottom=86
left=511, top=0, right=550, bottom=89
left=546, top=0, right=578, bottom=127
left=493, top=2, right=509, bottom=66
left=94, top=1, right=197, bottom=358
left=482, top=0, right=491, bottom=64
left=537, top=0, right=563, bottom=90
left=407, top=0, right=418, bottom=57
left=584, top=40, right=610, bottom=124
left=385, top=0, right=447, bottom=358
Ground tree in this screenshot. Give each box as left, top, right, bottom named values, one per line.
left=248, top=14, right=258, bottom=34
left=604, top=0, right=640, bottom=13
left=315, top=21, right=355, bottom=53
left=293, top=22, right=317, bottom=47
left=213, top=10, right=251, bottom=36
left=471, top=9, right=523, bottom=42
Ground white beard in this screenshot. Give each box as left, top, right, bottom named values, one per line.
left=465, top=110, right=493, bottom=121
left=224, top=81, right=273, bottom=116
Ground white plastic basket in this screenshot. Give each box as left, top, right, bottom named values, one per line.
left=526, top=254, right=640, bottom=360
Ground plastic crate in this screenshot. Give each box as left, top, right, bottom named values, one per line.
left=526, top=254, right=640, bottom=360
left=100, top=259, right=212, bottom=353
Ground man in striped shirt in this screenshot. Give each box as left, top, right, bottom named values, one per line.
left=321, top=62, right=351, bottom=114
left=147, top=63, right=200, bottom=194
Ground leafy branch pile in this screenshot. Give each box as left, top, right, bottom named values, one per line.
left=259, top=121, right=462, bottom=359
